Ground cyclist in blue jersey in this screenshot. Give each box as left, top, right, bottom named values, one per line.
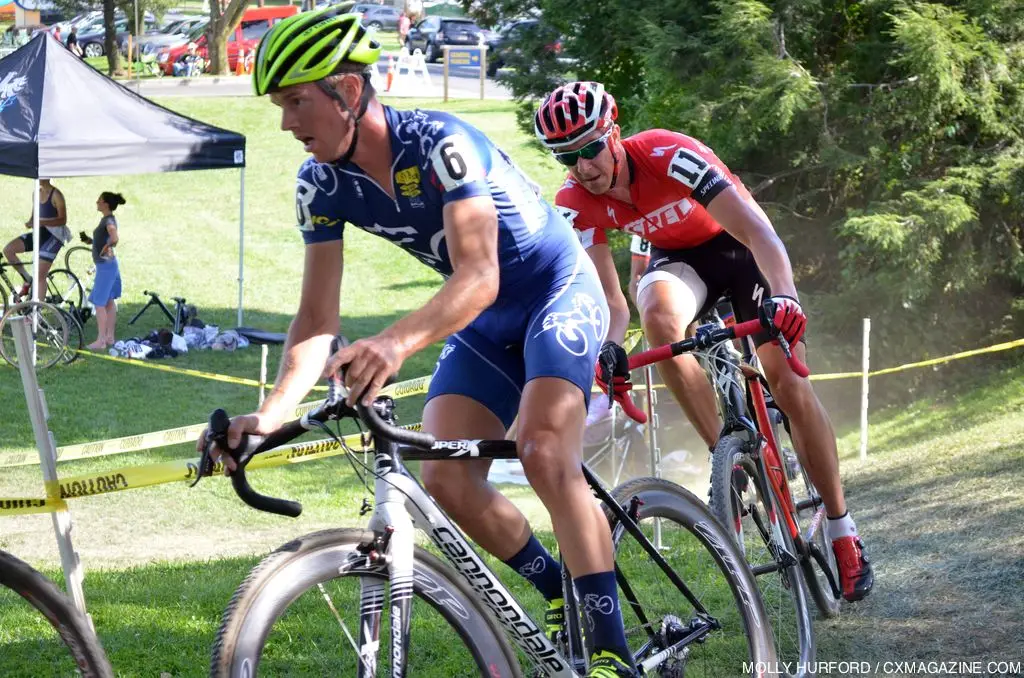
left=200, top=7, right=638, bottom=676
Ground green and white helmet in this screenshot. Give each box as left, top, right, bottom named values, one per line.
left=253, top=4, right=381, bottom=96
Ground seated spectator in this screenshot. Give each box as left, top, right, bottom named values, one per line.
left=172, top=42, right=204, bottom=78
left=2, top=179, right=69, bottom=301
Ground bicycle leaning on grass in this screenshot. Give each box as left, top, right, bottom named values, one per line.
left=615, top=303, right=843, bottom=678
left=192, top=342, right=779, bottom=677
left=0, top=549, right=113, bottom=677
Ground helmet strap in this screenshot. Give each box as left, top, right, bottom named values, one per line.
left=316, top=73, right=373, bottom=165
left=609, top=138, right=622, bottom=190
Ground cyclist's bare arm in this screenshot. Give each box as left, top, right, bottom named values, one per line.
left=325, top=195, right=500, bottom=405
left=385, top=195, right=499, bottom=354
left=706, top=186, right=798, bottom=298
left=628, top=254, right=647, bottom=307
left=587, top=241, right=630, bottom=344
left=260, top=241, right=343, bottom=427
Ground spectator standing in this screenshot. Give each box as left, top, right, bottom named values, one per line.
left=86, top=192, right=126, bottom=351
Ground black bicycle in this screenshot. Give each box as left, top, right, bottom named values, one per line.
left=0, top=549, right=113, bottom=677
left=194, top=367, right=778, bottom=676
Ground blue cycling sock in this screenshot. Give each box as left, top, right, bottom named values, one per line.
left=502, top=534, right=563, bottom=601
left=575, top=570, right=630, bottom=659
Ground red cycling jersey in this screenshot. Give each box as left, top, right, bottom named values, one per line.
left=554, top=129, right=752, bottom=251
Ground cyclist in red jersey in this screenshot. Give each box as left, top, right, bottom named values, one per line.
left=535, top=82, right=873, bottom=604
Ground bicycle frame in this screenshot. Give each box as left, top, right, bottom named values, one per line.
left=357, top=429, right=722, bottom=677
left=362, top=436, right=574, bottom=677
left=201, top=383, right=743, bottom=677
left=696, top=311, right=830, bottom=577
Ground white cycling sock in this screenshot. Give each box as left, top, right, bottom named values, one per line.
left=827, top=512, right=858, bottom=540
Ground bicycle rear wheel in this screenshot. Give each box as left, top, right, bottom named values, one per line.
left=0, top=301, right=69, bottom=369
left=0, top=550, right=113, bottom=678
left=710, top=435, right=815, bottom=676
left=45, top=268, right=84, bottom=314
left=211, top=528, right=522, bottom=677
left=59, top=308, right=84, bottom=364
left=605, top=476, right=776, bottom=677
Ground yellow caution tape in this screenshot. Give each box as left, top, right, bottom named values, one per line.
left=0, top=371, right=433, bottom=469
left=0, top=497, right=69, bottom=516
left=811, top=337, right=1024, bottom=381
left=76, top=349, right=263, bottom=386
left=0, top=422, right=424, bottom=513
left=0, top=400, right=323, bottom=469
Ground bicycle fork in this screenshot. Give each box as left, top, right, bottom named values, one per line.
left=358, top=454, right=416, bottom=678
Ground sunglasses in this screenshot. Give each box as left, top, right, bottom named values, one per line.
left=553, top=128, right=613, bottom=167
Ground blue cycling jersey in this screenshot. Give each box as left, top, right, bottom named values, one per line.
left=292, top=105, right=608, bottom=427
left=296, top=105, right=571, bottom=300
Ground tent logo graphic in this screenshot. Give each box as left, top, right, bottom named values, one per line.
left=0, top=71, right=27, bottom=113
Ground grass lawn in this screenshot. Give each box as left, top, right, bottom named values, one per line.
left=1, top=94, right=1022, bottom=676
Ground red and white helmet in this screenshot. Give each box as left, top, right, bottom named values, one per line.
left=534, top=81, right=618, bottom=151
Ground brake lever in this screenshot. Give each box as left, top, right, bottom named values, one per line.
left=190, top=435, right=217, bottom=488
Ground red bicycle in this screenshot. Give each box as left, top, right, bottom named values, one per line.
left=610, top=312, right=842, bottom=678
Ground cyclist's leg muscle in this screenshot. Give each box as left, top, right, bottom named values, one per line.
left=635, top=256, right=721, bottom=447
left=756, top=341, right=846, bottom=516
left=517, top=377, right=614, bottom=575
left=520, top=251, right=614, bottom=576
left=423, top=330, right=534, bottom=560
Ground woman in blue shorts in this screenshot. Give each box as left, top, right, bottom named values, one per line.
left=86, top=192, right=126, bottom=350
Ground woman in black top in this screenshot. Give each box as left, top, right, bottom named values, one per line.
left=86, top=192, right=126, bottom=350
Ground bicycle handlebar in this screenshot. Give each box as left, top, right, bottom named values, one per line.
left=197, top=368, right=438, bottom=518
left=609, top=318, right=811, bottom=424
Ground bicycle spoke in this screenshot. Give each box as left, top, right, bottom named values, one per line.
left=316, top=582, right=374, bottom=675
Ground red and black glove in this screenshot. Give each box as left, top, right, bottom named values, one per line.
left=595, top=340, right=632, bottom=397
left=759, top=295, right=807, bottom=344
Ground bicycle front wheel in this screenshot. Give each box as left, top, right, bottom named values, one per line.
left=211, top=528, right=522, bottom=678
left=606, top=477, right=777, bottom=677
left=710, top=434, right=815, bottom=676
left=0, top=550, right=113, bottom=678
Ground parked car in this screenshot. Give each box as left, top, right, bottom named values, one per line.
left=156, top=5, right=298, bottom=76
left=361, top=5, right=401, bottom=31
left=78, top=17, right=157, bottom=57
left=405, top=17, right=485, bottom=63
left=344, top=3, right=385, bottom=15
left=122, top=15, right=206, bottom=60
left=485, top=18, right=563, bottom=76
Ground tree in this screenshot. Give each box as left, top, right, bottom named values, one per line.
left=102, top=0, right=120, bottom=75
left=465, top=0, right=1024, bottom=376
left=207, top=0, right=251, bottom=75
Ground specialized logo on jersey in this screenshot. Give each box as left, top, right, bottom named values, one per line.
left=606, top=205, right=618, bottom=225
left=395, top=166, right=422, bottom=198
left=622, top=198, right=695, bottom=238
left=650, top=144, right=677, bottom=158
left=534, top=292, right=605, bottom=357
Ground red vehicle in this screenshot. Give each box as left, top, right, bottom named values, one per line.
left=156, top=5, right=298, bottom=76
